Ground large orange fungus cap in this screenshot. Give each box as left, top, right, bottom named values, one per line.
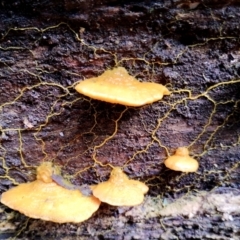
left=0, top=162, right=100, bottom=223
left=164, top=147, right=199, bottom=172
left=75, top=67, right=170, bottom=106
left=91, top=167, right=149, bottom=206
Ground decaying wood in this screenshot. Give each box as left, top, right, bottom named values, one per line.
left=0, top=0, right=240, bottom=239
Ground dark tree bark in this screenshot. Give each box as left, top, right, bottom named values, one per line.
left=0, top=0, right=240, bottom=239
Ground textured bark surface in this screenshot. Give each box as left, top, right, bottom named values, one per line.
left=0, top=0, right=240, bottom=239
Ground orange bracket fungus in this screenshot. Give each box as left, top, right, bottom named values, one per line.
left=164, top=147, right=199, bottom=172
left=91, top=167, right=149, bottom=206
left=0, top=162, right=100, bottom=223
left=75, top=67, right=170, bottom=106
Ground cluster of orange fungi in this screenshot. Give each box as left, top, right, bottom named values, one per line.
left=1, top=163, right=148, bottom=223
left=1, top=67, right=199, bottom=223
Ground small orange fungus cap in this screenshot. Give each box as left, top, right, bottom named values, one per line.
left=36, top=161, right=53, bottom=183
left=0, top=162, right=100, bottom=223
left=75, top=67, right=170, bottom=106
left=164, top=147, right=199, bottom=172
left=91, top=167, right=149, bottom=206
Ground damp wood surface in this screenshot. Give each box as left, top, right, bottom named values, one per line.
left=0, top=0, right=240, bottom=239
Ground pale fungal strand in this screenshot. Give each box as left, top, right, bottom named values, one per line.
left=164, top=147, right=199, bottom=172
left=0, top=162, right=100, bottom=223
left=75, top=67, right=170, bottom=107
left=91, top=167, right=149, bottom=206
left=51, top=174, right=92, bottom=196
